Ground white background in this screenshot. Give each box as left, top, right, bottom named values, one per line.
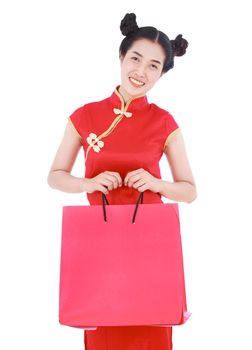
left=1, top=0, right=252, bottom=349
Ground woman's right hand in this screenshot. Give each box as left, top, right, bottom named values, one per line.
left=84, top=171, right=123, bottom=194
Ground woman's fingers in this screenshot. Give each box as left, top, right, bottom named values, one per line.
left=93, top=171, right=123, bottom=192
left=124, top=168, right=144, bottom=186
left=102, top=171, right=122, bottom=190
left=96, top=184, right=110, bottom=195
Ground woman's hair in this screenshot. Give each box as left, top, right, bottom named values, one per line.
left=119, top=13, right=188, bottom=73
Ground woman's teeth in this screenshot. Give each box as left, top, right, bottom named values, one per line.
left=129, top=77, right=145, bottom=86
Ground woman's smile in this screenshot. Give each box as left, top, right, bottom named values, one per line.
left=129, top=77, right=145, bottom=88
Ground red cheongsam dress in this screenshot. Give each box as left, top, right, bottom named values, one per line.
left=68, top=85, right=181, bottom=350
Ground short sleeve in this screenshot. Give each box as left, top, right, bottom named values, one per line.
left=68, top=106, right=85, bottom=143
left=163, top=112, right=180, bottom=150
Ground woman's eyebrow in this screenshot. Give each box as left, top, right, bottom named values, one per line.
left=132, top=51, right=162, bottom=65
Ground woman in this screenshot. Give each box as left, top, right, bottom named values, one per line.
left=47, top=12, right=197, bottom=350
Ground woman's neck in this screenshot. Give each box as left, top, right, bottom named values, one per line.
left=118, top=85, right=138, bottom=104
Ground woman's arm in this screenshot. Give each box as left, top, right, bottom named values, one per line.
left=160, top=129, right=197, bottom=203
left=47, top=121, right=88, bottom=193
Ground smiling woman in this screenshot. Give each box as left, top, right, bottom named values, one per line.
left=47, top=12, right=196, bottom=350
left=119, top=39, right=165, bottom=97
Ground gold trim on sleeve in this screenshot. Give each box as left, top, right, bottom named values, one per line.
left=163, top=127, right=180, bottom=151
left=68, top=117, right=82, bottom=141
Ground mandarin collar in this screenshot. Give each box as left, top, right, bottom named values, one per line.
left=109, top=85, right=149, bottom=112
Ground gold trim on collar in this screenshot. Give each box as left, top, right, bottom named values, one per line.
left=114, top=87, right=146, bottom=113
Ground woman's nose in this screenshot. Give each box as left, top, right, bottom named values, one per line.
left=136, top=64, right=146, bottom=77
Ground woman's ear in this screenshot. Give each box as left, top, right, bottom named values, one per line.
left=119, top=54, right=124, bottom=64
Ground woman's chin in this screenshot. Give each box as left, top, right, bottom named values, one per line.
left=123, top=83, right=147, bottom=97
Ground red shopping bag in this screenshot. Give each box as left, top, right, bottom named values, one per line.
left=59, top=192, right=191, bottom=328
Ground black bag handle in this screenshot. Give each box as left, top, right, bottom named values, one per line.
left=101, top=191, right=144, bottom=224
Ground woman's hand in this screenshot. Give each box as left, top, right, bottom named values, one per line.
left=85, top=171, right=123, bottom=194
left=124, top=168, right=164, bottom=193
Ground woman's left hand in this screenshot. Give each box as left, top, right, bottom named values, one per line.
left=124, top=168, right=164, bottom=193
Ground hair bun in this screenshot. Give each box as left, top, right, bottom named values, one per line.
left=171, top=34, right=188, bottom=57
left=120, top=13, right=139, bottom=36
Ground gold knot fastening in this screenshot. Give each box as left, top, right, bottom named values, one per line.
left=86, top=133, right=104, bottom=153
left=113, top=108, right=133, bottom=118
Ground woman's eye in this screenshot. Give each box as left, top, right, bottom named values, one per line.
left=131, top=56, right=139, bottom=61
left=150, top=64, right=158, bottom=69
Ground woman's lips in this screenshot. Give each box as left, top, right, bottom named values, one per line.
left=129, top=77, right=145, bottom=88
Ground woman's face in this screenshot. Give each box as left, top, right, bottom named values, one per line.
left=119, top=38, right=165, bottom=99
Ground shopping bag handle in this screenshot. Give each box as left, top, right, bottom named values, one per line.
left=101, top=192, right=144, bottom=224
